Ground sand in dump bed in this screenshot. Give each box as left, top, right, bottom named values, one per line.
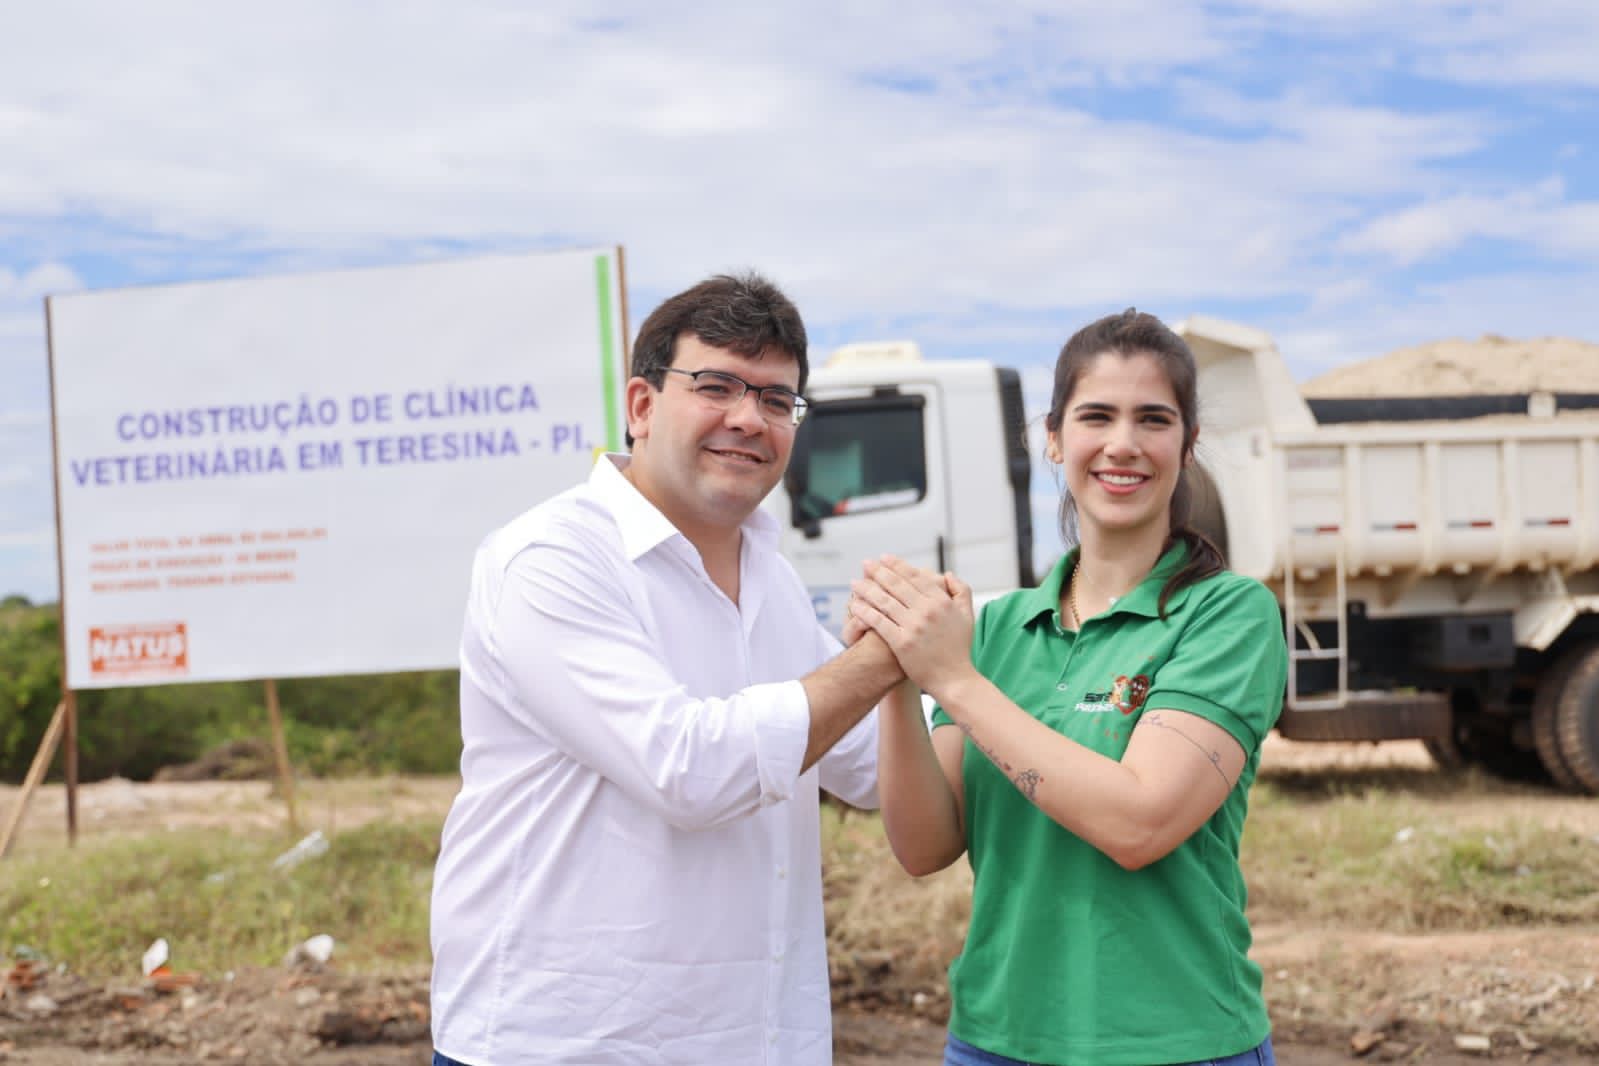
left=1301, top=334, right=1599, bottom=397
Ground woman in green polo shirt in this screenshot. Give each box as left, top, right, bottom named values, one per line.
left=848, top=308, right=1287, bottom=1066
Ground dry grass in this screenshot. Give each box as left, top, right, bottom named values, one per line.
left=1243, top=776, right=1599, bottom=930
left=822, top=805, right=969, bottom=1010
left=1, top=819, right=439, bottom=977
left=6, top=760, right=1598, bottom=997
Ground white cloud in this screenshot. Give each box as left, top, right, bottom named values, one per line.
left=4, top=6, right=1233, bottom=244
left=0, top=313, right=54, bottom=554
left=0, top=527, right=52, bottom=550
left=0, top=263, right=72, bottom=414
left=1338, top=179, right=1599, bottom=266
left=0, top=538, right=57, bottom=601
left=1307, top=277, right=1376, bottom=314
left=1229, top=1, right=1599, bottom=90
left=1, top=322, right=51, bottom=423
left=0, top=432, right=51, bottom=498
left=1415, top=3, right=1599, bottom=89
left=0, top=261, right=83, bottom=303
left=0, top=5, right=1522, bottom=323
left=0, top=464, right=33, bottom=489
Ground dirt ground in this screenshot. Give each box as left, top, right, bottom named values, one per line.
left=3, top=738, right=1598, bottom=1064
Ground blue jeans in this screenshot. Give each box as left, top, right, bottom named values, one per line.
left=944, top=1032, right=1276, bottom=1066
left=433, top=1053, right=469, bottom=1066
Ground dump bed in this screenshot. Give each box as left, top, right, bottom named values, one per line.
left=1180, top=316, right=1599, bottom=649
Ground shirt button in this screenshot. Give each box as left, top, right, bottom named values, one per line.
left=769, top=1033, right=778, bottom=1045
left=776, top=866, right=786, bottom=879
left=1057, top=683, right=1069, bottom=691
left=773, top=949, right=784, bottom=961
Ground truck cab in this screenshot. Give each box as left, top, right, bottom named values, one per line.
left=771, top=341, right=1035, bottom=638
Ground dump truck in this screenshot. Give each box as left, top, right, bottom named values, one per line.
left=775, top=319, right=1599, bottom=794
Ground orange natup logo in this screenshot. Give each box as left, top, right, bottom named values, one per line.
left=88, top=622, right=189, bottom=678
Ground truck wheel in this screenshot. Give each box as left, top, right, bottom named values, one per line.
left=1553, top=644, right=1599, bottom=794
left=1432, top=691, right=1550, bottom=784
left=1532, top=651, right=1586, bottom=792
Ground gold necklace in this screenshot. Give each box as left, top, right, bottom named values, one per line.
left=1069, top=564, right=1122, bottom=629
left=1067, top=566, right=1083, bottom=629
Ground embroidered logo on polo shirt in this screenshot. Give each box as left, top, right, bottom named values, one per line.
left=1075, top=671, right=1152, bottom=714
left=1074, top=690, right=1115, bottom=713
left=1109, top=673, right=1151, bottom=715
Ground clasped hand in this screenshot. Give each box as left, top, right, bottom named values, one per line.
left=842, top=555, right=975, bottom=696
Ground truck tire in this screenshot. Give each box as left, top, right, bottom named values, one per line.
left=1427, top=691, right=1550, bottom=784
left=1553, top=644, right=1599, bottom=794
left=1532, top=651, right=1587, bottom=792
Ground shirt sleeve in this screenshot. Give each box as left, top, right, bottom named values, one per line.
left=479, top=526, right=811, bottom=833
left=813, top=626, right=881, bottom=810
left=1141, top=576, right=1287, bottom=754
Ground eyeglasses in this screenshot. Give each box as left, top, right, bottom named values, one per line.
left=661, top=367, right=810, bottom=426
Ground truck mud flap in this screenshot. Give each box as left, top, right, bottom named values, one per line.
left=1276, top=692, right=1451, bottom=742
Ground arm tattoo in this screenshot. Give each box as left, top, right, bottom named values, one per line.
left=958, top=721, right=1045, bottom=802
left=1141, top=712, right=1233, bottom=789
left=956, top=721, right=1008, bottom=771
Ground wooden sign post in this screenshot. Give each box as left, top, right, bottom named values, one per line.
left=264, top=679, right=300, bottom=835
left=0, top=699, right=68, bottom=861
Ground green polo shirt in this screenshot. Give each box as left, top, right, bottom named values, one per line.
left=930, top=544, right=1286, bottom=1066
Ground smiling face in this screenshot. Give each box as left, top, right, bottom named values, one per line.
left=1048, top=350, right=1191, bottom=546
left=623, top=332, right=800, bottom=546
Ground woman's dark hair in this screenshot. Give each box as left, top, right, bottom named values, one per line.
left=1044, top=308, right=1225, bottom=616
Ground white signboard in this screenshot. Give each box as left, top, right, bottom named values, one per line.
left=47, top=248, right=627, bottom=689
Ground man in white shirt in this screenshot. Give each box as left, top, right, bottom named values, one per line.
left=430, top=273, right=903, bottom=1066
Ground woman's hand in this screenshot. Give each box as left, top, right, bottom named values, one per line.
left=848, top=556, right=976, bottom=696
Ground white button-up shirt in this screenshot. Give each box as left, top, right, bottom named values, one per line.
left=430, top=454, right=879, bottom=1066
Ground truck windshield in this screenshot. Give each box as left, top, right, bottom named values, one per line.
left=787, top=397, right=927, bottom=526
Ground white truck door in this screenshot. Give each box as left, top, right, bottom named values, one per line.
left=777, top=383, right=949, bottom=637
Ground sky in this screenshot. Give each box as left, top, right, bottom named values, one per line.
left=3, top=1, right=1598, bottom=601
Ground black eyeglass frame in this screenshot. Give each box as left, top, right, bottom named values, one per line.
left=660, top=367, right=810, bottom=427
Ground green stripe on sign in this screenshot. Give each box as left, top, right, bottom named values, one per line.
left=594, top=254, right=621, bottom=451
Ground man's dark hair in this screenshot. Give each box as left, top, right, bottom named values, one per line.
left=631, top=272, right=809, bottom=390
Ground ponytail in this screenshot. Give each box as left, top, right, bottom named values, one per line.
left=1158, top=469, right=1226, bottom=618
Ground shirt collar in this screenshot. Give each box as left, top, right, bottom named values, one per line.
left=588, top=452, right=780, bottom=562
left=1015, top=540, right=1194, bottom=629
left=1112, top=541, right=1194, bottom=617
left=1013, top=552, right=1073, bottom=628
